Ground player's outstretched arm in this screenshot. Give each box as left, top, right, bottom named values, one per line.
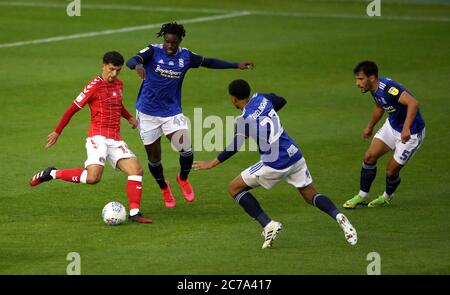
left=198, top=57, right=254, bottom=70
left=193, top=158, right=221, bottom=170
left=238, top=61, right=254, bottom=70
left=194, top=132, right=246, bottom=170
left=46, top=131, right=60, bottom=148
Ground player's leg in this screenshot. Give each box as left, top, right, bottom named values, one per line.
left=164, top=114, right=194, bottom=202
left=343, top=124, right=394, bottom=208
left=145, top=139, right=176, bottom=208
left=239, top=163, right=283, bottom=249
left=145, top=140, right=175, bottom=208
left=367, top=158, right=402, bottom=207
left=286, top=157, right=357, bottom=245
left=298, top=183, right=338, bottom=216
left=116, top=157, right=152, bottom=223
left=29, top=136, right=106, bottom=186
left=368, top=128, right=425, bottom=207
left=137, top=111, right=174, bottom=207
left=84, top=164, right=104, bottom=184
left=30, top=164, right=102, bottom=186
left=166, top=129, right=194, bottom=202
left=30, top=166, right=88, bottom=186
left=228, top=174, right=272, bottom=228
left=287, top=158, right=340, bottom=219
left=82, top=136, right=108, bottom=184
left=385, top=158, right=403, bottom=197
left=144, top=138, right=168, bottom=188
left=297, top=184, right=357, bottom=245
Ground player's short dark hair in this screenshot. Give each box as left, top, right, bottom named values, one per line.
left=157, top=22, right=186, bottom=39
left=353, top=61, right=378, bottom=77
left=228, top=79, right=251, bottom=100
left=103, top=51, right=124, bottom=66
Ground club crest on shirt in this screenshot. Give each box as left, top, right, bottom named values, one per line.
left=388, top=86, right=399, bottom=96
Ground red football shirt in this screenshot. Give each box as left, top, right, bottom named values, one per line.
left=74, top=76, right=125, bottom=140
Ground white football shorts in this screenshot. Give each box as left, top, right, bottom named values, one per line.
left=85, top=135, right=136, bottom=169
left=136, top=111, right=188, bottom=145
left=241, top=157, right=313, bottom=190
left=374, top=119, right=425, bottom=165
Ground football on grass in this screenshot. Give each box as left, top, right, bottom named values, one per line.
left=102, top=201, right=126, bottom=225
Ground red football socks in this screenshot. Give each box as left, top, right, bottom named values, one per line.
left=127, top=175, right=143, bottom=210
left=55, top=168, right=85, bottom=183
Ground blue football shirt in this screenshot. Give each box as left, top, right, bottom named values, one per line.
left=237, top=93, right=303, bottom=169
left=135, top=44, right=203, bottom=117
left=371, top=77, right=425, bottom=134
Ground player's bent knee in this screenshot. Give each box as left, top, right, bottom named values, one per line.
left=86, top=175, right=101, bottom=184
left=137, top=167, right=144, bottom=176
left=364, top=151, right=377, bottom=164
left=133, top=165, right=144, bottom=176
left=228, top=183, right=239, bottom=197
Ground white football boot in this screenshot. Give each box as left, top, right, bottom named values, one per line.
left=261, top=220, right=283, bottom=249
left=336, top=213, right=357, bottom=245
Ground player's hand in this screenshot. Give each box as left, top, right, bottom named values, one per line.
left=362, top=127, right=373, bottom=139
left=192, top=160, right=214, bottom=170
left=128, top=117, right=138, bottom=129
left=401, top=128, right=411, bottom=143
left=238, top=61, right=254, bottom=70
left=135, top=64, right=146, bottom=80
left=46, top=131, right=60, bottom=148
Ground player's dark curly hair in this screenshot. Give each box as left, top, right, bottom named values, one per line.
left=228, top=79, right=251, bottom=100
left=354, top=60, right=378, bottom=77
left=157, top=22, right=186, bottom=39
left=103, top=51, right=124, bottom=66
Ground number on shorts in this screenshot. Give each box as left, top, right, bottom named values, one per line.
left=119, top=145, right=129, bottom=154
left=173, top=115, right=186, bottom=127
left=399, top=149, right=411, bottom=161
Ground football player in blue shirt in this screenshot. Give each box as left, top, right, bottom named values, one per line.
left=193, top=79, right=357, bottom=249
left=126, top=22, right=254, bottom=208
left=343, top=61, right=426, bottom=208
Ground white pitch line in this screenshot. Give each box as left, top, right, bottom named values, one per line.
left=0, top=11, right=251, bottom=49
left=0, top=1, right=449, bottom=22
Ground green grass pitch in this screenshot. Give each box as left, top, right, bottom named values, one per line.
left=0, top=0, right=449, bottom=274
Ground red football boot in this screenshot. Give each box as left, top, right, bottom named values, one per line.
left=176, top=174, right=195, bottom=202
left=30, top=166, right=56, bottom=187
left=129, top=212, right=153, bottom=223
left=161, top=180, right=176, bottom=208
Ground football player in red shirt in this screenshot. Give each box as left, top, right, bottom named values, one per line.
left=30, top=51, right=152, bottom=223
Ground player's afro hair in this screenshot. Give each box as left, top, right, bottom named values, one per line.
left=157, top=22, right=186, bottom=39
left=103, top=51, right=124, bottom=66
left=354, top=60, right=378, bottom=77
left=228, top=79, right=251, bottom=100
